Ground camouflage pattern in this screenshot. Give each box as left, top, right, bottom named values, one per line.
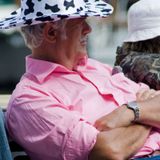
left=115, top=46, right=160, bottom=90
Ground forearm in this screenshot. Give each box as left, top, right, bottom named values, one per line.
left=95, top=94, right=160, bottom=131
left=89, top=124, right=151, bottom=160
left=137, top=95, right=160, bottom=128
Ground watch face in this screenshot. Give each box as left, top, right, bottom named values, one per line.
left=128, top=101, right=138, bottom=109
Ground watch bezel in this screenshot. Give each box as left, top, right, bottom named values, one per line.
left=126, top=101, right=140, bottom=122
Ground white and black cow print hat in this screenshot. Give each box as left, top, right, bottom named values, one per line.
left=0, top=0, right=113, bottom=29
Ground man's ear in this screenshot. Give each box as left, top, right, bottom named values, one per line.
left=43, top=23, right=57, bottom=43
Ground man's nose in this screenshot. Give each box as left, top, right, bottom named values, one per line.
left=83, top=21, right=92, bottom=35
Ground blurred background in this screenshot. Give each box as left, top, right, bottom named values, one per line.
left=0, top=0, right=128, bottom=95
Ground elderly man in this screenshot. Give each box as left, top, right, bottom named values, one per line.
left=1, top=0, right=160, bottom=160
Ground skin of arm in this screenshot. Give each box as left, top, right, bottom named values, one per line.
left=138, top=95, right=160, bottom=128
left=89, top=124, right=151, bottom=160
left=136, top=89, right=160, bottom=129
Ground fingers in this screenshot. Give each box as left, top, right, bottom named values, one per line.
left=151, top=150, right=160, bottom=156
left=136, top=89, right=160, bottom=102
left=152, top=90, right=160, bottom=97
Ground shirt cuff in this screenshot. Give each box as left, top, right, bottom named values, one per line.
left=63, top=120, right=99, bottom=160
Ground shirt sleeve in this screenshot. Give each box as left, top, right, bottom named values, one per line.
left=6, top=89, right=99, bottom=160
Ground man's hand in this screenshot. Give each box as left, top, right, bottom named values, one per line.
left=136, top=88, right=160, bottom=102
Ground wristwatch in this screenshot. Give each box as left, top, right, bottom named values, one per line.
left=126, top=101, right=140, bottom=122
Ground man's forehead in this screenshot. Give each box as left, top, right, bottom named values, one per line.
left=68, top=17, right=86, bottom=22
left=66, top=17, right=86, bottom=26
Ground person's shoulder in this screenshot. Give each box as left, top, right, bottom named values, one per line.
left=120, top=53, right=160, bottom=90
left=122, top=52, right=160, bottom=68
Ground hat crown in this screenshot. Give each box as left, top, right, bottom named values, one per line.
left=124, top=0, right=160, bottom=42
left=20, top=0, right=85, bottom=19
left=128, top=0, right=160, bottom=32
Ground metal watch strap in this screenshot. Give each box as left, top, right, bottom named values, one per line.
left=126, top=101, right=140, bottom=122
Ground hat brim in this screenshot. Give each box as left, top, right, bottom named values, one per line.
left=124, top=27, right=160, bottom=42
left=0, top=0, right=113, bottom=29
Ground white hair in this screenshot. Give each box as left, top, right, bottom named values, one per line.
left=20, top=19, right=67, bottom=49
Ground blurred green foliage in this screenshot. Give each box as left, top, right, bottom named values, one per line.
left=0, top=0, right=14, bottom=5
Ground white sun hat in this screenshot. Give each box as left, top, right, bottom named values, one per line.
left=0, top=0, right=113, bottom=30
left=124, top=0, right=160, bottom=42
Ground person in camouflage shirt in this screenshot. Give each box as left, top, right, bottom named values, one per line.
left=115, top=0, right=160, bottom=90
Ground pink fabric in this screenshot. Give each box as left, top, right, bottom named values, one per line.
left=6, top=56, right=160, bottom=160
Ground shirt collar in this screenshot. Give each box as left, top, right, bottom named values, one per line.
left=26, top=55, right=88, bottom=83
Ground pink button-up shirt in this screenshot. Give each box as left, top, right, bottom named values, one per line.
left=6, top=56, right=160, bottom=160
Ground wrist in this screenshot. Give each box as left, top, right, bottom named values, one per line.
left=124, top=101, right=140, bottom=123
left=125, top=101, right=140, bottom=123
left=121, top=104, right=135, bottom=124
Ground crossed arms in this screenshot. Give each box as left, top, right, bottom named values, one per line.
left=89, top=89, right=160, bottom=160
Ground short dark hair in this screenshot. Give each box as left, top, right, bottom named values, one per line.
left=122, top=36, right=160, bottom=53
left=126, top=0, right=140, bottom=11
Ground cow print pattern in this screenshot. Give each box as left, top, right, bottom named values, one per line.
left=45, top=4, right=60, bottom=13
left=64, top=0, right=75, bottom=10
left=24, top=0, right=34, bottom=16
left=0, top=0, right=113, bottom=29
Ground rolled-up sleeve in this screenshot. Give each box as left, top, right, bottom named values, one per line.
left=63, top=120, right=99, bottom=160
left=6, top=90, right=99, bottom=160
